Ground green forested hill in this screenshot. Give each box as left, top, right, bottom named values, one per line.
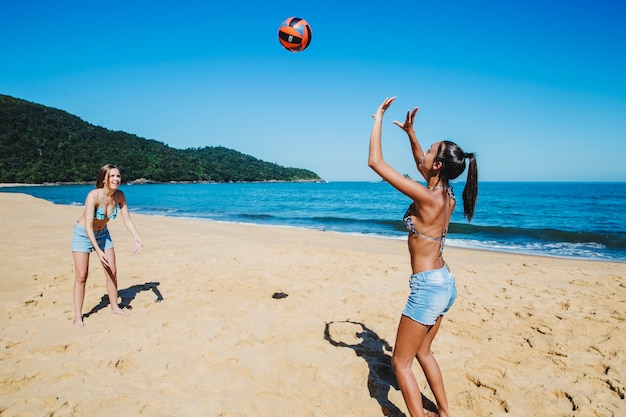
left=0, top=94, right=321, bottom=183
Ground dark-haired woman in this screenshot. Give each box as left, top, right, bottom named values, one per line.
left=71, top=164, right=143, bottom=326
left=368, top=97, right=478, bottom=417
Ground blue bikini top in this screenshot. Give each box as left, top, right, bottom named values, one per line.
left=94, top=193, right=119, bottom=220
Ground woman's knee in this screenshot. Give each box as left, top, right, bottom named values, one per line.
left=73, top=253, right=90, bottom=283
left=416, top=348, right=433, bottom=364
left=74, top=271, right=88, bottom=284
left=391, top=351, right=414, bottom=373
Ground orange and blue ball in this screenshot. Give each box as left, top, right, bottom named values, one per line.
left=278, top=17, right=312, bottom=52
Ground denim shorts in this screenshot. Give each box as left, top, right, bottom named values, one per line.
left=71, top=223, right=114, bottom=253
left=402, top=264, right=457, bottom=325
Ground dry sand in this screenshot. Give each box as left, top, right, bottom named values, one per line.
left=1, top=192, right=624, bottom=417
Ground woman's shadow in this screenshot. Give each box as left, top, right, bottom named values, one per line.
left=324, top=320, right=437, bottom=417
left=83, top=281, right=163, bottom=319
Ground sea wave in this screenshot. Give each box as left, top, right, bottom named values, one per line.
left=2, top=181, right=625, bottom=261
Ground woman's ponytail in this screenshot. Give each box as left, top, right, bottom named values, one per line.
left=439, top=142, right=478, bottom=222
left=462, top=153, right=478, bottom=222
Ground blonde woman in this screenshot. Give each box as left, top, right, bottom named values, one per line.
left=71, top=164, right=143, bottom=326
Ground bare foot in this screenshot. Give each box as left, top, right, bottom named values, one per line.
left=73, top=319, right=84, bottom=327
left=111, top=308, right=128, bottom=317
left=425, top=410, right=439, bottom=417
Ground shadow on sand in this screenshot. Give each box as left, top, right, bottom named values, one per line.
left=324, top=320, right=437, bottom=417
left=83, top=281, right=163, bottom=319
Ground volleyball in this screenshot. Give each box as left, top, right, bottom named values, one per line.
left=278, top=17, right=312, bottom=52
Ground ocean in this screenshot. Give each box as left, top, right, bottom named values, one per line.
left=2, top=181, right=625, bottom=261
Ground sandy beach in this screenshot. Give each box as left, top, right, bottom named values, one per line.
left=0, top=192, right=624, bottom=417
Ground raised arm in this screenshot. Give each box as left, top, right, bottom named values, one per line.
left=368, top=97, right=431, bottom=203
left=392, top=107, right=427, bottom=181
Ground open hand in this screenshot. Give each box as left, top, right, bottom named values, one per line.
left=372, top=96, right=396, bottom=119
left=393, top=107, right=418, bottom=133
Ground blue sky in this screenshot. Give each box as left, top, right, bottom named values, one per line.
left=2, top=0, right=625, bottom=181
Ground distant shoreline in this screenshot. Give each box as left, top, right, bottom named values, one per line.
left=4, top=180, right=626, bottom=188
left=0, top=178, right=327, bottom=188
